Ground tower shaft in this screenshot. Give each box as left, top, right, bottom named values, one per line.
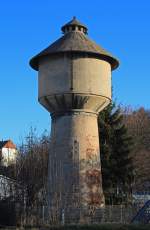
left=48, top=112, right=104, bottom=211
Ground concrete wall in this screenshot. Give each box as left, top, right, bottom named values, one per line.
left=38, top=54, right=111, bottom=113
left=48, top=112, right=105, bottom=210
left=38, top=53, right=112, bottom=214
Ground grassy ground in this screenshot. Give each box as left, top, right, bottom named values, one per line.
left=44, top=224, right=150, bottom=230
left=1, top=224, right=150, bottom=230
left=16, top=224, right=150, bottom=230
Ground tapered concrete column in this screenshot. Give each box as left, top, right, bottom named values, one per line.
left=48, top=111, right=105, bottom=211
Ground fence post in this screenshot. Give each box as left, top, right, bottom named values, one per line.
left=61, top=208, right=65, bottom=225
left=120, top=204, right=123, bottom=223
left=42, top=205, right=45, bottom=223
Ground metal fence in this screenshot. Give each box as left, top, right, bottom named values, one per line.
left=21, top=205, right=140, bottom=226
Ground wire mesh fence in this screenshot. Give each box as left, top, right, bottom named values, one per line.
left=20, top=205, right=140, bottom=226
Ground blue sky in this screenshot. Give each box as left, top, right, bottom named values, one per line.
left=0, top=0, right=150, bottom=144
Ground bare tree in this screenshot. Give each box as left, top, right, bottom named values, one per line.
left=16, top=129, right=49, bottom=207
left=123, top=107, right=150, bottom=192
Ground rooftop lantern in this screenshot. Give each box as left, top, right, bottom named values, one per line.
left=61, top=16, right=88, bottom=34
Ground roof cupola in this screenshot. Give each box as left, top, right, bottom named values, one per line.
left=61, top=16, right=88, bottom=34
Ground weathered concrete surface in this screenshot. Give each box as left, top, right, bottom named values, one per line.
left=38, top=54, right=111, bottom=114
left=39, top=55, right=111, bottom=98
left=39, top=54, right=110, bottom=211
left=48, top=112, right=104, bottom=210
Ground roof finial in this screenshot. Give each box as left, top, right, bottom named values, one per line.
left=73, top=16, right=76, bottom=20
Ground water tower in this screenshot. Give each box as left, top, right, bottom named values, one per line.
left=30, top=17, right=119, bottom=219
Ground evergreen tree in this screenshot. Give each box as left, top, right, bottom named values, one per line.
left=98, top=103, right=134, bottom=205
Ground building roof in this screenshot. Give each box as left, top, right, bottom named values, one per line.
left=29, top=18, right=119, bottom=71
left=0, top=140, right=16, bottom=149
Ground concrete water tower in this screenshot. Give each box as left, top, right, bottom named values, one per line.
left=30, top=17, right=119, bottom=217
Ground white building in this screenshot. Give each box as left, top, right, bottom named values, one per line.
left=0, top=140, right=17, bottom=166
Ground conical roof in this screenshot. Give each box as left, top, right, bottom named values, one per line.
left=30, top=18, right=119, bottom=71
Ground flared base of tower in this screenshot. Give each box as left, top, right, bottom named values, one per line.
left=47, top=111, right=105, bottom=222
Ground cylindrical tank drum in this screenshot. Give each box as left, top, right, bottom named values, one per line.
left=38, top=54, right=111, bottom=114
left=30, top=17, right=119, bottom=220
